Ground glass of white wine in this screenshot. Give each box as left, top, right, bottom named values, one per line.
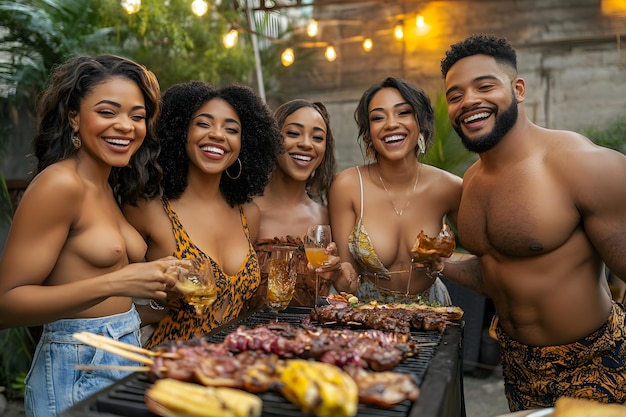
left=304, top=225, right=332, bottom=305
left=178, top=258, right=217, bottom=316
left=266, top=246, right=297, bottom=316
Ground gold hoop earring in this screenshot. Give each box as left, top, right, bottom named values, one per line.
left=225, top=158, right=242, bottom=180
left=418, top=133, right=425, bottom=154
left=72, top=133, right=82, bottom=150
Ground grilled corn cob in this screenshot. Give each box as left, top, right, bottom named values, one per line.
left=144, top=378, right=262, bottom=417
left=279, top=359, right=358, bottom=417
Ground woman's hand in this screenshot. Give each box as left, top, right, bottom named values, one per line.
left=114, top=257, right=192, bottom=301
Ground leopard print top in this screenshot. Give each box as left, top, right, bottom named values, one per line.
left=143, top=198, right=260, bottom=349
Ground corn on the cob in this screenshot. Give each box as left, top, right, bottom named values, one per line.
left=145, top=378, right=262, bottom=417
left=279, top=359, right=358, bottom=417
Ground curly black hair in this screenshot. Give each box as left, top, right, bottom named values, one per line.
left=157, top=80, right=282, bottom=207
left=273, top=99, right=337, bottom=205
left=354, top=77, right=435, bottom=161
left=441, top=34, right=518, bottom=78
left=33, top=54, right=162, bottom=206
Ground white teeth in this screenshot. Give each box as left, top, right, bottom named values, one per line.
left=463, top=112, right=490, bottom=123
left=291, top=154, right=312, bottom=162
left=201, top=146, right=224, bottom=155
left=384, top=135, right=404, bottom=143
left=105, top=139, right=130, bottom=146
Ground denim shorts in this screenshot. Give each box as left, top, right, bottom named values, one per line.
left=24, top=306, right=141, bottom=417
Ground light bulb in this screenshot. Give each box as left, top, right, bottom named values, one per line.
left=325, top=45, right=336, bottom=62
left=223, top=29, right=238, bottom=49
left=307, top=19, right=318, bottom=37
left=416, top=15, right=425, bottom=30
left=191, top=0, right=208, bottom=17
left=281, top=48, right=295, bottom=67
left=362, top=38, right=373, bottom=52
left=120, top=0, right=141, bottom=14
left=394, top=22, right=404, bottom=40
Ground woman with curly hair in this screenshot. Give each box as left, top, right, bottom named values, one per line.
left=329, top=77, right=462, bottom=305
left=0, top=54, right=190, bottom=416
left=124, top=80, right=282, bottom=348
left=250, top=99, right=359, bottom=308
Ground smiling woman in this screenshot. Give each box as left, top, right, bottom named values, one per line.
left=123, top=80, right=283, bottom=349
left=0, top=54, right=196, bottom=417
left=329, top=77, right=463, bottom=306
left=248, top=99, right=359, bottom=309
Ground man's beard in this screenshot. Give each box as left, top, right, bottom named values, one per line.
left=453, top=97, right=518, bottom=154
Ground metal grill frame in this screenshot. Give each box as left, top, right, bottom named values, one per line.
left=60, top=306, right=465, bottom=417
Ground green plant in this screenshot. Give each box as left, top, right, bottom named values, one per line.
left=0, top=328, right=34, bottom=399
left=580, top=116, right=626, bottom=154
left=423, top=91, right=477, bottom=177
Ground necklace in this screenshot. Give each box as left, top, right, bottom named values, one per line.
left=377, top=164, right=421, bottom=216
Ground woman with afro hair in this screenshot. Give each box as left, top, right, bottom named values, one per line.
left=124, top=80, right=282, bottom=348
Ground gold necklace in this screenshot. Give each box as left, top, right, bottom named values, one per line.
left=377, top=164, right=421, bottom=216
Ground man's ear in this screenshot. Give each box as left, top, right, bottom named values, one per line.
left=513, top=77, right=526, bottom=103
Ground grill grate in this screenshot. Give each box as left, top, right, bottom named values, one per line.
left=61, top=306, right=448, bottom=417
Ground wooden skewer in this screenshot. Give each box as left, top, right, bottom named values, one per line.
left=75, top=331, right=162, bottom=356
left=73, top=332, right=155, bottom=365
left=75, top=365, right=154, bottom=372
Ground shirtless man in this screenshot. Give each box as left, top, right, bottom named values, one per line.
left=438, top=34, right=626, bottom=411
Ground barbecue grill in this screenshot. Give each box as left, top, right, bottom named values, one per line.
left=60, top=306, right=465, bottom=417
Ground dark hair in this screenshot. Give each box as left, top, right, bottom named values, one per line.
left=33, top=54, right=162, bottom=205
left=158, top=80, right=282, bottom=206
left=441, top=34, right=518, bottom=78
left=273, top=99, right=336, bottom=205
left=354, top=77, right=435, bottom=160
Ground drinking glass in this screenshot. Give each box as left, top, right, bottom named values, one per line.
left=304, top=225, right=332, bottom=304
left=266, top=246, right=297, bottom=318
left=177, top=258, right=217, bottom=316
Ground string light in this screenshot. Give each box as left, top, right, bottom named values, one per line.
left=119, top=2, right=430, bottom=66
left=416, top=15, right=425, bottom=30
left=324, top=45, right=337, bottom=62
left=120, top=0, right=141, bottom=14
left=307, top=19, right=318, bottom=37
left=223, top=29, right=238, bottom=48
left=281, top=48, right=295, bottom=66
left=191, top=0, right=209, bottom=17
left=394, top=21, right=404, bottom=40
left=362, top=37, right=373, bottom=52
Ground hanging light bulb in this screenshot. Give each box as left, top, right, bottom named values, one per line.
left=281, top=48, right=295, bottom=67
left=306, top=19, right=318, bottom=37
left=362, top=37, right=373, bottom=52
left=325, top=45, right=337, bottom=62
left=223, top=29, right=238, bottom=49
left=120, top=0, right=141, bottom=14
left=416, top=15, right=425, bottom=30
left=191, top=0, right=208, bottom=17
left=394, top=21, right=404, bottom=40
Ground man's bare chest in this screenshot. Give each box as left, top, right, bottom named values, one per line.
left=457, top=174, right=579, bottom=257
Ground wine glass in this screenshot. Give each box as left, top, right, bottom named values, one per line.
left=304, top=225, right=332, bottom=305
left=266, top=246, right=297, bottom=320
left=177, top=258, right=217, bottom=316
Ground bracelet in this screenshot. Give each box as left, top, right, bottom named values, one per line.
left=425, top=265, right=445, bottom=280
left=149, top=299, right=165, bottom=310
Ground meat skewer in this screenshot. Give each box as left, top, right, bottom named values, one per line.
left=309, top=293, right=464, bottom=333
left=73, top=322, right=422, bottom=408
